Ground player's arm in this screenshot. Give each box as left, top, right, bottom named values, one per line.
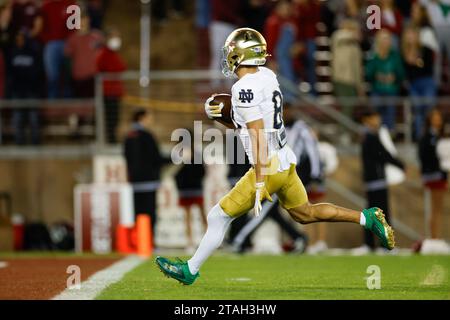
left=247, top=118, right=267, bottom=184
left=233, top=85, right=272, bottom=216
left=247, top=118, right=273, bottom=217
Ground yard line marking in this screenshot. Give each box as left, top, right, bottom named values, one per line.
left=52, top=255, right=145, bottom=300
left=228, top=277, right=252, bottom=282
left=0, top=261, right=8, bottom=269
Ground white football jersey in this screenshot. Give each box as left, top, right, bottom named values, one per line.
left=230, top=67, right=297, bottom=171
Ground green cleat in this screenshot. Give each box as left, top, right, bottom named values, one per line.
left=155, top=256, right=199, bottom=285
left=363, top=207, right=395, bottom=250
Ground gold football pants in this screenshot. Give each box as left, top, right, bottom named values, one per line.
left=219, top=164, right=308, bottom=218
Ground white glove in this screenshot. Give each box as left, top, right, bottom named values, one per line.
left=254, top=182, right=272, bottom=217
left=204, top=95, right=223, bottom=119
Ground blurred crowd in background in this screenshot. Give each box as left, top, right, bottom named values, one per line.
left=0, top=0, right=126, bottom=144
left=0, top=0, right=448, bottom=144
left=198, top=0, right=450, bottom=140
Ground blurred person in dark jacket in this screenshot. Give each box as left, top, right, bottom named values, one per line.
left=354, top=109, right=405, bottom=254
left=175, top=137, right=207, bottom=253
left=243, top=0, right=271, bottom=33
left=418, top=109, right=448, bottom=241
left=4, top=0, right=43, bottom=41
left=0, top=0, right=43, bottom=98
left=10, top=30, right=41, bottom=144
left=410, top=2, right=440, bottom=84
left=124, top=109, right=166, bottom=243
left=96, top=27, right=126, bottom=144
left=87, top=0, right=104, bottom=30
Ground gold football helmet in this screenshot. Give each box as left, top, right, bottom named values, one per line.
left=221, top=28, right=269, bottom=77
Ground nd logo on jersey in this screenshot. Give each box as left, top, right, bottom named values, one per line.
left=239, top=89, right=254, bottom=103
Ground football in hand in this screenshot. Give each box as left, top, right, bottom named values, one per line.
left=211, top=93, right=233, bottom=126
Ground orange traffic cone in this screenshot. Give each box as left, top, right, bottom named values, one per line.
left=136, top=214, right=153, bottom=258
left=116, top=225, right=136, bottom=254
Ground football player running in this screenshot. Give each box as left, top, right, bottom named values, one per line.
left=156, top=28, right=395, bottom=285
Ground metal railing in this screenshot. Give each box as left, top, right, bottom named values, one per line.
left=1, top=69, right=447, bottom=241
left=2, top=70, right=448, bottom=150
left=278, top=75, right=450, bottom=145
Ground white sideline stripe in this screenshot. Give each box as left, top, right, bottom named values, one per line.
left=52, top=255, right=145, bottom=300
left=0, top=261, right=8, bottom=269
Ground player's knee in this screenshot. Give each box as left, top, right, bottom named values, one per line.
left=288, top=203, right=314, bottom=224
left=206, top=205, right=220, bottom=225
left=206, top=204, right=232, bottom=226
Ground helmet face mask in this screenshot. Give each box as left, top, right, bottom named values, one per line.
left=221, top=28, right=269, bottom=78
left=221, top=46, right=237, bottom=78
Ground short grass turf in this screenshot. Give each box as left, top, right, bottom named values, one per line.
left=97, top=254, right=450, bottom=300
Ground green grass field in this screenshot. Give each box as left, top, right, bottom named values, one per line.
left=98, top=254, right=450, bottom=300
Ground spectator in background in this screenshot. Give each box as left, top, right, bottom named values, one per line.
left=196, top=0, right=210, bottom=29
left=320, top=0, right=339, bottom=36
left=419, top=0, right=450, bottom=87
left=410, top=1, right=441, bottom=89
left=411, top=2, right=440, bottom=54
left=394, top=0, right=412, bottom=20
left=153, top=0, right=186, bottom=24
left=402, top=26, right=437, bottom=140
left=65, top=15, right=103, bottom=98
left=96, top=27, right=126, bottom=144
left=263, top=0, right=292, bottom=69
left=87, top=0, right=104, bottom=30
left=366, top=29, right=404, bottom=132
left=378, top=0, right=403, bottom=46
left=10, top=30, right=41, bottom=144
left=269, top=0, right=302, bottom=87
left=293, top=0, right=321, bottom=95
left=346, top=0, right=373, bottom=50
left=354, top=109, right=404, bottom=255
left=331, top=19, right=365, bottom=119
left=41, top=0, right=76, bottom=98
left=418, top=109, right=448, bottom=242
left=4, top=0, right=42, bottom=40
left=124, top=109, right=166, bottom=245
left=195, top=0, right=210, bottom=68
left=209, top=0, right=243, bottom=79
left=175, top=138, right=207, bottom=254
left=243, top=0, right=271, bottom=33
left=0, top=0, right=43, bottom=98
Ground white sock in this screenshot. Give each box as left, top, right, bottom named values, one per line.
left=187, top=204, right=233, bottom=275
left=359, top=212, right=366, bottom=226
